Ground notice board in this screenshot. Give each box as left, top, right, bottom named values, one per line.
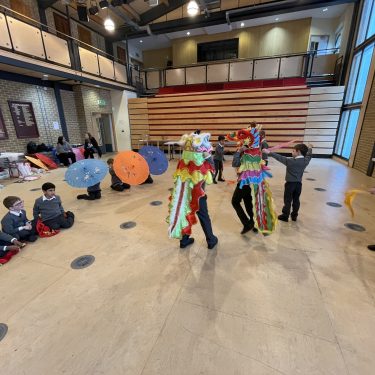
left=8, top=101, right=39, bottom=139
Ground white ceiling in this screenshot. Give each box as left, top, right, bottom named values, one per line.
left=128, top=3, right=349, bottom=51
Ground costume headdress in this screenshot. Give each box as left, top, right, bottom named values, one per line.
left=227, top=124, right=277, bottom=234
left=167, top=133, right=214, bottom=239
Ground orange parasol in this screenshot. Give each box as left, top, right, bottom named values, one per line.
left=35, top=153, right=58, bottom=169
left=25, top=156, right=49, bottom=171
left=113, top=151, right=149, bottom=185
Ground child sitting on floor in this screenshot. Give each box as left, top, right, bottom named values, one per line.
left=2, top=196, right=38, bottom=242
left=33, top=182, right=74, bottom=230
left=0, top=231, right=25, bottom=264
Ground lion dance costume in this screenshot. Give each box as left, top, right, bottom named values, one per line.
left=167, top=132, right=215, bottom=240
left=227, top=125, right=277, bottom=234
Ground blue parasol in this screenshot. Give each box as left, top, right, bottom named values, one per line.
left=139, top=146, right=168, bottom=175
left=65, top=159, right=108, bottom=188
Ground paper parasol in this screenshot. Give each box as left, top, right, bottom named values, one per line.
left=65, top=159, right=108, bottom=188
left=139, top=146, right=168, bottom=175
left=344, top=189, right=367, bottom=218
left=35, top=153, right=58, bottom=169
left=113, top=151, right=150, bottom=185
left=25, top=156, right=49, bottom=171
left=73, top=147, right=85, bottom=161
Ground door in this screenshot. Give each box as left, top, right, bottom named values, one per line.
left=100, top=114, right=115, bottom=152
left=53, top=12, right=70, bottom=40
left=117, top=46, right=127, bottom=64
left=77, top=25, right=92, bottom=46
left=310, top=35, right=330, bottom=55
left=91, top=113, right=115, bottom=154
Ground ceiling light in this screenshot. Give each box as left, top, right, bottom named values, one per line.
left=140, top=40, right=143, bottom=43
left=240, top=22, right=245, bottom=27
left=88, top=6, right=99, bottom=15
left=323, top=7, right=328, bottom=12
left=99, top=0, right=109, bottom=9
left=275, top=17, right=279, bottom=21
left=104, top=17, right=115, bottom=31
left=187, top=0, right=199, bottom=16
left=187, top=31, right=190, bottom=35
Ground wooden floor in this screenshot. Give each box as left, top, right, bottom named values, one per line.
left=0, top=157, right=374, bottom=375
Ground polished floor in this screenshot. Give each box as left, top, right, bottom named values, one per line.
left=0, top=156, right=374, bottom=375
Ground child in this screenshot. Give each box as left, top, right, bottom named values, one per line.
left=2, top=196, right=38, bottom=242
left=0, top=231, right=25, bottom=264
left=259, top=130, right=269, bottom=166
left=213, top=135, right=225, bottom=183
left=265, top=143, right=312, bottom=222
left=77, top=183, right=102, bottom=200
left=168, top=132, right=218, bottom=250
left=33, top=182, right=74, bottom=230
left=107, top=158, right=131, bottom=191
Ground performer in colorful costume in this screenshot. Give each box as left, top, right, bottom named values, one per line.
left=167, top=132, right=218, bottom=249
left=228, top=124, right=277, bottom=235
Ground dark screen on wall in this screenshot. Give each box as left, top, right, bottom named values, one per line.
left=197, top=39, right=239, bottom=62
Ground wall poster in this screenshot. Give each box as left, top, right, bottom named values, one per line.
left=8, top=101, right=39, bottom=139
left=0, top=107, right=8, bottom=140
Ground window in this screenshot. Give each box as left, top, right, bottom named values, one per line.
left=53, top=13, right=70, bottom=40
left=77, top=25, right=92, bottom=46
left=117, top=46, right=127, bottom=64
left=197, top=39, right=238, bottom=62
left=335, top=0, right=375, bottom=160
left=10, top=0, right=32, bottom=19
left=356, top=0, right=375, bottom=46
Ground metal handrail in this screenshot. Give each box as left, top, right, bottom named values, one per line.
left=0, top=4, right=136, bottom=86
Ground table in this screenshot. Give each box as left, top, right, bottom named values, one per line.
left=0, top=152, right=24, bottom=162
left=164, top=141, right=182, bottom=160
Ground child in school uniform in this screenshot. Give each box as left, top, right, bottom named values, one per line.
left=77, top=183, right=102, bottom=200
left=213, top=135, right=226, bottom=183
left=33, top=182, right=75, bottom=230
left=259, top=130, right=269, bottom=166
left=2, top=196, right=38, bottom=242
left=107, top=158, right=131, bottom=191
left=264, top=143, right=313, bottom=222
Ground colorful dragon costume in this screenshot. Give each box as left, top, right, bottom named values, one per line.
left=167, top=133, right=214, bottom=239
left=227, top=125, right=277, bottom=234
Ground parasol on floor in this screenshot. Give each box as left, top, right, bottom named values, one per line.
left=25, top=156, right=49, bottom=171
left=139, top=146, right=168, bottom=175
left=113, top=151, right=150, bottom=185
left=35, top=153, right=58, bottom=169
left=65, top=159, right=108, bottom=188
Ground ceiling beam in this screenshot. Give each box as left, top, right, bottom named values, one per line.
left=139, top=0, right=189, bottom=26
left=122, top=0, right=356, bottom=39
left=37, top=0, right=59, bottom=10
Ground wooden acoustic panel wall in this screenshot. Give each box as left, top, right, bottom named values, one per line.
left=128, top=86, right=345, bottom=155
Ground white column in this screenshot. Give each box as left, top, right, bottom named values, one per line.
left=110, top=89, right=137, bottom=151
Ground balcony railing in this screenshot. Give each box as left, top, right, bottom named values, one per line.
left=137, top=48, right=342, bottom=91
left=0, top=5, right=137, bottom=87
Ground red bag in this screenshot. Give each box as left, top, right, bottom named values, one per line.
left=36, top=219, right=60, bottom=238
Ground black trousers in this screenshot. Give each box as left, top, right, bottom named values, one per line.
left=111, top=183, right=130, bottom=191
left=57, top=152, right=76, bottom=166
left=84, top=149, right=95, bottom=159
left=214, top=160, right=223, bottom=181
left=77, top=191, right=101, bottom=200
left=43, top=212, right=75, bottom=230
left=282, top=182, right=302, bottom=218
left=180, top=195, right=216, bottom=247
left=232, top=184, right=254, bottom=228
left=0, top=239, right=12, bottom=258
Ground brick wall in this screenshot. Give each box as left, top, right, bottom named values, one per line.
left=60, top=90, right=84, bottom=144
left=0, top=80, right=63, bottom=153
left=73, top=86, right=113, bottom=141
left=353, top=74, right=375, bottom=177
left=0, top=80, right=87, bottom=152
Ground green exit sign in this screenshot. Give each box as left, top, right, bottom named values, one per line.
left=98, top=99, right=106, bottom=107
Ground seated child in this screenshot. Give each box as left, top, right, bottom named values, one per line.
left=33, top=182, right=74, bottom=230
left=77, top=182, right=101, bottom=200
left=107, top=158, right=131, bottom=191
left=0, top=231, right=25, bottom=264
left=265, top=143, right=312, bottom=222
left=141, top=174, right=153, bottom=184
left=2, top=196, right=38, bottom=242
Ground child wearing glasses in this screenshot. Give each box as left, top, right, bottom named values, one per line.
left=2, top=196, right=38, bottom=242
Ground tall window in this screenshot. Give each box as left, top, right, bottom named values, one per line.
left=335, top=0, right=375, bottom=159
